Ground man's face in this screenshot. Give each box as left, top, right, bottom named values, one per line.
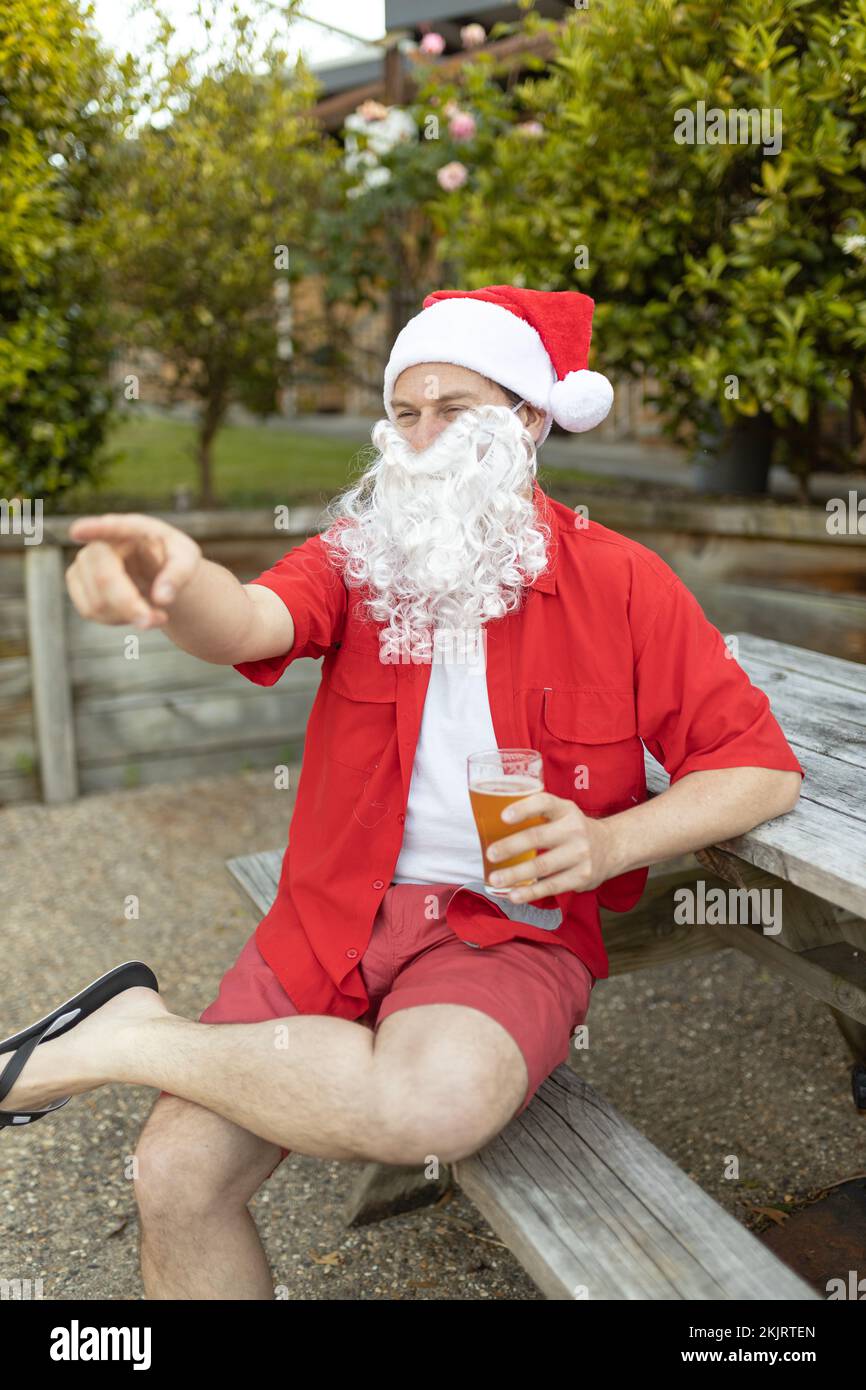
left=392, top=362, right=546, bottom=457
left=321, top=360, right=552, bottom=659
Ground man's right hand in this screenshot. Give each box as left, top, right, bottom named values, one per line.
left=66, top=513, right=203, bottom=629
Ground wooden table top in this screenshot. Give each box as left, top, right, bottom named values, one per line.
left=645, top=632, right=866, bottom=918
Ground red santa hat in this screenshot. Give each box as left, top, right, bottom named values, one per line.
left=383, top=284, right=613, bottom=446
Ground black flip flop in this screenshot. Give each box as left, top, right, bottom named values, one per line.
left=0, top=960, right=159, bottom=1129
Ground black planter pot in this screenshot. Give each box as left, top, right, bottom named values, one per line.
left=693, top=414, right=775, bottom=495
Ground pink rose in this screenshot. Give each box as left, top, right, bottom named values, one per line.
left=356, top=99, right=390, bottom=122
left=420, top=32, right=446, bottom=56
left=436, top=161, right=468, bottom=191
left=516, top=120, right=544, bottom=138
left=460, top=23, right=486, bottom=48
left=448, top=111, right=476, bottom=142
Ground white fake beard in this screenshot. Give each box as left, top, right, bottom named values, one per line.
left=321, top=404, right=552, bottom=662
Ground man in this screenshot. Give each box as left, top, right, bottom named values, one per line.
left=0, top=286, right=803, bottom=1300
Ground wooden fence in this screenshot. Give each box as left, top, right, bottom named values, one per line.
left=0, top=509, right=325, bottom=806
left=579, top=488, right=866, bottom=665
left=0, top=491, right=863, bottom=805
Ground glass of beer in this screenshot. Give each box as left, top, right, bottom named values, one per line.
left=467, top=749, right=546, bottom=896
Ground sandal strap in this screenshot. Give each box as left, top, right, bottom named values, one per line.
left=0, top=1020, right=65, bottom=1104
left=0, top=1095, right=71, bottom=1123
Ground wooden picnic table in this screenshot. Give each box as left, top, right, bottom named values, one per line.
left=613, top=632, right=866, bottom=1108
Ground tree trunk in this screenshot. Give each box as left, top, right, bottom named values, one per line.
left=197, top=396, right=225, bottom=509
left=384, top=211, right=419, bottom=347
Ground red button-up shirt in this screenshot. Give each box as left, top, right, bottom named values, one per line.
left=233, top=481, right=804, bottom=1019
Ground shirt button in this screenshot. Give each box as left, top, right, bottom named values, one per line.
left=398, top=813, right=405, bottom=823
left=346, top=948, right=358, bottom=959
left=373, top=879, right=384, bottom=889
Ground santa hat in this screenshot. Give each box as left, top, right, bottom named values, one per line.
left=383, top=284, right=613, bottom=446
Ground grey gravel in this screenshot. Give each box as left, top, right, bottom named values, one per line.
left=1, top=770, right=861, bottom=1300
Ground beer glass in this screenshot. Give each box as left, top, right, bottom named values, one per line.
left=467, top=749, right=546, bottom=896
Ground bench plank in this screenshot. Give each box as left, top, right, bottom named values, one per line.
left=454, top=1066, right=819, bottom=1301
left=226, top=848, right=284, bottom=917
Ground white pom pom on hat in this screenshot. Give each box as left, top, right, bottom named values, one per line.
left=383, top=284, right=613, bottom=444
left=549, top=369, right=615, bottom=433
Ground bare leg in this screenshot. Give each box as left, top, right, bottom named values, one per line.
left=131, top=1005, right=527, bottom=1300
left=5, top=992, right=528, bottom=1299
left=135, top=1095, right=283, bottom=1300
left=3, top=988, right=382, bottom=1161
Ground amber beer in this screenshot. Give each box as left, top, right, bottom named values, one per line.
left=467, top=750, right=545, bottom=896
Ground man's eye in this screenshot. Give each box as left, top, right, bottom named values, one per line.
left=396, top=413, right=417, bottom=421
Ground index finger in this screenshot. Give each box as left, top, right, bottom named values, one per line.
left=67, top=513, right=163, bottom=545
left=499, top=791, right=560, bottom=824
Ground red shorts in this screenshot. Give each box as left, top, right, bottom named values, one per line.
left=159, top=881, right=594, bottom=1179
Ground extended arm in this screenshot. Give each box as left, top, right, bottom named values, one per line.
left=160, top=562, right=295, bottom=665
left=65, top=513, right=295, bottom=665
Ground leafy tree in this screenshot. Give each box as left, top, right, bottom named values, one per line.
left=306, top=33, right=532, bottom=400
left=111, top=1, right=334, bottom=506
left=421, top=0, right=866, bottom=492
left=305, top=102, right=453, bottom=401
left=0, top=0, right=123, bottom=500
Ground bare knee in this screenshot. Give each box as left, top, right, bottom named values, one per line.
left=369, top=1048, right=525, bottom=1166
left=133, top=1097, right=280, bottom=1220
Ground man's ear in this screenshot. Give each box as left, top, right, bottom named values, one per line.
left=522, top=403, right=547, bottom=442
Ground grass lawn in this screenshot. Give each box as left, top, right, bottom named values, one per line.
left=58, top=414, right=375, bottom=513
left=57, top=411, right=600, bottom=513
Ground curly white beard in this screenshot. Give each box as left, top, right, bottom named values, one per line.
left=320, top=404, right=552, bottom=663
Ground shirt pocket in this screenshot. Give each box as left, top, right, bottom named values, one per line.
left=322, top=644, right=397, bottom=774
left=539, top=686, right=645, bottom=818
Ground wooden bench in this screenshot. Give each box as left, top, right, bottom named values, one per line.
left=224, top=632, right=864, bottom=1300
left=223, top=893, right=808, bottom=1297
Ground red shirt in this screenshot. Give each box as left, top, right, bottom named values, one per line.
left=234, top=481, right=804, bottom=1018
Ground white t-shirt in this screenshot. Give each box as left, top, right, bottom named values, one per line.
left=392, top=634, right=494, bottom=885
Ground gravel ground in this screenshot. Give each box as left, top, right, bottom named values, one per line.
left=1, top=770, right=862, bottom=1301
